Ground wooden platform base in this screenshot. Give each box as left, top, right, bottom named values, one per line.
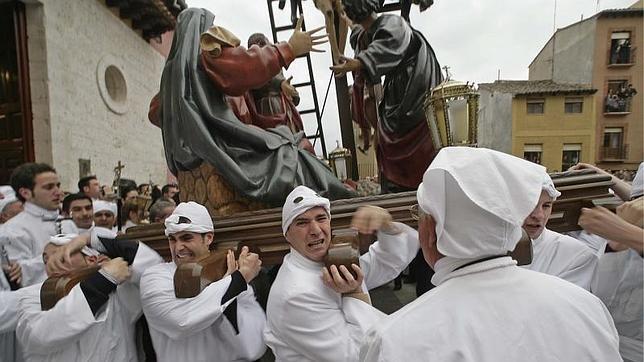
left=124, top=170, right=615, bottom=266
left=177, top=162, right=266, bottom=217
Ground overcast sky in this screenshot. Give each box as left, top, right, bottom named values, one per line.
left=186, top=0, right=636, bottom=154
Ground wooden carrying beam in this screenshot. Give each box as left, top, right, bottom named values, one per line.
left=121, top=170, right=615, bottom=266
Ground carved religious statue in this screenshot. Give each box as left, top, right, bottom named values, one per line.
left=331, top=0, right=442, bottom=193
left=148, top=8, right=353, bottom=216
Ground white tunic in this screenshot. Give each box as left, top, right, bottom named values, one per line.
left=592, top=249, right=643, bottom=362
left=140, top=262, right=266, bottom=362
left=0, top=202, right=58, bottom=286
left=360, top=257, right=622, bottom=362
left=1, top=272, right=23, bottom=362
left=525, top=228, right=599, bottom=290
left=15, top=243, right=162, bottom=362
left=566, top=230, right=607, bottom=258
left=264, top=223, right=419, bottom=362
left=59, top=220, right=92, bottom=235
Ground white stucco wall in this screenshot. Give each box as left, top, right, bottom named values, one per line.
left=477, top=87, right=513, bottom=154
left=26, top=0, right=167, bottom=191
left=529, top=17, right=596, bottom=84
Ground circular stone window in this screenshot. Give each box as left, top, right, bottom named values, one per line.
left=97, top=56, right=128, bottom=114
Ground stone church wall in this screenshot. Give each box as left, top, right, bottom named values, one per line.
left=26, top=0, right=168, bottom=191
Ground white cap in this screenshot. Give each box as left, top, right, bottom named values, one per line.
left=0, top=186, right=19, bottom=213
left=417, top=147, right=545, bottom=259
left=48, top=234, right=100, bottom=257
left=164, top=201, right=214, bottom=236
left=282, top=186, right=331, bottom=236
left=93, top=200, right=117, bottom=215
left=542, top=173, right=561, bottom=199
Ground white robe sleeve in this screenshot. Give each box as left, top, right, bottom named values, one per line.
left=140, top=268, right=235, bottom=340
left=557, top=249, right=598, bottom=291
left=115, top=243, right=164, bottom=324
left=16, top=284, right=100, bottom=355
left=0, top=290, right=19, bottom=333
left=129, top=243, right=163, bottom=285
left=359, top=325, right=386, bottom=362
left=3, top=228, right=45, bottom=286
left=361, top=223, right=420, bottom=290
left=277, top=289, right=385, bottom=362
left=221, top=287, right=267, bottom=360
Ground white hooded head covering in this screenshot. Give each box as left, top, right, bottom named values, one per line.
left=631, top=162, right=643, bottom=199
left=164, top=201, right=214, bottom=236
left=48, top=234, right=100, bottom=257
left=93, top=200, right=117, bottom=215
left=0, top=185, right=19, bottom=213
left=417, top=147, right=546, bottom=260
left=282, top=186, right=331, bottom=236
left=541, top=173, right=561, bottom=199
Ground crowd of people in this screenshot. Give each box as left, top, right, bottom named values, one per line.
left=0, top=148, right=641, bottom=362
left=605, top=84, right=638, bottom=113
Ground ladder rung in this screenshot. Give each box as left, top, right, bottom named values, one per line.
left=275, top=25, right=296, bottom=32
left=306, top=135, right=321, bottom=139
left=379, top=3, right=403, bottom=13
left=292, top=82, right=312, bottom=88
left=299, top=109, right=316, bottom=115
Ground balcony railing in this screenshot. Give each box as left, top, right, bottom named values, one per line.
left=604, top=98, right=633, bottom=114
left=600, top=145, right=629, bottom=161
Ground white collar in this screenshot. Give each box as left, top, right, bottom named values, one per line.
left=287, top=248, right=324, bottom=272
left=24, top=202, right=59, bottom=221
left=531, top=228, right=555, bottom=249
left=431, top=255, right=516, bottom=286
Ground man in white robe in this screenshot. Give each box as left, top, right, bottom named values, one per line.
left=522, top=174, right=599, bottom=290
left=60, top=193, right=95, bottom=235
left=586, top=162, right=643, bottom=362
left=0, top=185, right=23, bottom=224
left=140, top=202, right=266, bottom=362
left=15, top=229, right=162, bottom=361
left=359, top=147, right=621, bottom=362
left=264, top=186, right=419, bottom=362
left=0, top=264, right=24, bottom=362
left=1, top=163, right=63, bottom=286
left=93, top=200, right=118, bottom=232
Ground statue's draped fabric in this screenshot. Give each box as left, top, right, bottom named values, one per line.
left=152, top=8, right=353, bottom=206
left=351, top=15, right=443, bottom=190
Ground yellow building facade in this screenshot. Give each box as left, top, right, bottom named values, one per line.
left=511, top=91, right=597, bottom=172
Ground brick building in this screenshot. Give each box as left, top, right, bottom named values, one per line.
left=529, top=1, right=643, bottom=171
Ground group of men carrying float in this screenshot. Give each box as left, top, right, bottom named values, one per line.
left=2, top=147, right=638, bottom=361
left=0, top=0, right=642, bottom=361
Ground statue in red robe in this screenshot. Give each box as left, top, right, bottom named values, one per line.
left=149, top=9, right=352, bottom=206
left=332, top=0, right=442, bottom=193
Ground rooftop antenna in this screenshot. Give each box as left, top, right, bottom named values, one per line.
left=552, top=0, right=557, bottom=33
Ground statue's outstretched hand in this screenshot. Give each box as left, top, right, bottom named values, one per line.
left=281, top=76, right=298, bottom=99
left=288, top=17, right=328, bottom=57
left=330, top=56, right=361, bottom=77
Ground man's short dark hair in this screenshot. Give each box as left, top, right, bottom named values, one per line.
left=10, top=163, right=57, bottom=202
left=149, top=200, right=175, bottom=223
left=62, top=193, right=92, bottom=214
left=78, top=175, right=97, bottom=193
left=162, top=184, right=178, bottom=195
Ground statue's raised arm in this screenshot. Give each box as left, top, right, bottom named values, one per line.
left=149, top=8, right=352, bottom=215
